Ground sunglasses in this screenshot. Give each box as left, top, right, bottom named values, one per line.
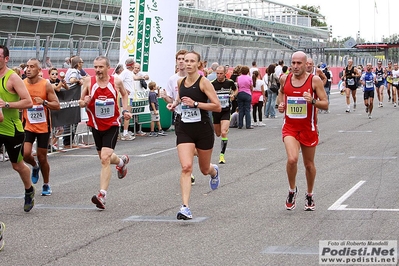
left=51, top=73, right=58, bottom=75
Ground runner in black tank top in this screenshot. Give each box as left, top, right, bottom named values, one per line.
left=374, top=61, right=385, bottom=107
left=343, top=59, right=360, bottom=113
left=166, top=51, right=221, bottom=220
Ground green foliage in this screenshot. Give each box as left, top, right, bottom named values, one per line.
left=297, top=5, right=327, bottom=27
left=384, top=34, right=399, bottom=61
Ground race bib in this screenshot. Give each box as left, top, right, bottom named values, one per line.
left=365, top=80, right=374, bottom=89
left=181, top=103, right=201, bottom=123
left=27, top=105, right=46, bottom=124
left=393, top=78, right=399, bottom=86
left=217, top=93, right=230, bottom=108
left=347, top=78, right=355, bottom=86
left=95, top=98, right=115, bottom=119
left=286, top=96, right=307, bottom=119
left=377, top=76, right=383, bottom=81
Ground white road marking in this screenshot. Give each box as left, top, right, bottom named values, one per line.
left=338, top=130, right=372, bottom=133
left=60, top=147, right=177, bottom=158
left=123, top=215, right=208, bottom=222
left=328, top=181, right=366, bottom=210
left=329, top=180, right=399, bottom=211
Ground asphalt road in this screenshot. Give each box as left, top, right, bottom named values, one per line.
left=1, top=87, right=399, bottom=265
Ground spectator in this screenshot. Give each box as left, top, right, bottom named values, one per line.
left=19, top=63, right=27, bottom=79
left=47, top=68, right=68, bottom=151
left=275, top=59, right=284, bottom=77
left=249, top=61, right=259, bottom=76
left=12, top=66, right=22, bottom=78
left=114, top=64, right=124, bottom=76
left=78, top=58, right=88, bottom=78
left=229, top=65, right=242, bottom=114
left=229, top=107, right=239, bottom=128
left=63, top=56, right=82, bottom=148
left=62, top=57, right=70, bottom=68
left=251, top=70, right=265, bottom=126
left=48, top=67, right=68, bottom=92
left=117, top=58, right=136, bottom=141
left=148, top=81, right=167, bottom=137
left=133, top=63, right=149, bottom=82
left=44, top=57, right=52, bottom=69
left=206, top=62, right=219, bottom=81
left=132, top=63, right=149, bottom=136
left=234, top=65, right=253, bottom=129
left=322, top=64, right=332, bottom=113
left=265, top=64, right=279, bottom=118
left=198, top=61, right=206, bottom=77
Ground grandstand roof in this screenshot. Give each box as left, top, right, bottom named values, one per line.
left=179, top=0, right=325, bottom=27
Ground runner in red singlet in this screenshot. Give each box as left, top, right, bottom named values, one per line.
left=277, top=51, right=328, bottom=211
left=79, top=55, right=132, bottom=210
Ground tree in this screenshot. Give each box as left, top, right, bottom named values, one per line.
left=297, top=5, right=327, bottom=27
left=384, top=34, right=399, bottom=62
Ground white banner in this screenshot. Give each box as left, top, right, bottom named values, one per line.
left=119, top=0, right=179, bottom=89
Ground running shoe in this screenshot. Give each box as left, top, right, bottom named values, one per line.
left=191, top=174, right=195, bottom=185
left=365, top=105, right=369, bottom=113
left=148, top=132, right=158, bottom=137
left=41, top=184, right=52, bottom=196
left=304, top=193, right=315, bottom=211
left=209, top=164, right=220, bottom=190
left=116, top=155, right=130, bottom=179
left=258, top=122, right=266, bottom=127
left=121, top=134, right=135, bottom=141
left=91, top=191, right=106, bottom=210
left=0, top=221, right=5, bottom=251
left=219, top=154, right=225, bottom=164
left=394, top=103, right=397, bottom=108
left=285, top=187, right=297, bottom=210
left=158, top=130, right=167, bottom=136
left=136, top=130, right=146, bottom=136
left=31, top=161, right=40, bottom=184
left=177, top=205, right=192, bottom=220
left=368, top=113, right=372, bottom=119
left=345, top=108, right=350, bottom=113
left=353, top=103, right=356, bottom=110
left=24, top=188, right=35, bottom=212
left=0, top=153, right=9, bottom=162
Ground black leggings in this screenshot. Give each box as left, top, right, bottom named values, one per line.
left=252, top=102, right=263, bottom=122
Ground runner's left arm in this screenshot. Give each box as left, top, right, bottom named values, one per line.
left=44, top=80, right=61, bottom=110
left=310, top=75, right=328, bottom=111
left=0, top=72, right=33, bottom=109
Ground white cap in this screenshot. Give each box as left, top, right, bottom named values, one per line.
left=60, top=71, right=65, bottom=77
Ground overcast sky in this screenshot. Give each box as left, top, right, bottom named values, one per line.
left=280, top=0, right=397, bottom=42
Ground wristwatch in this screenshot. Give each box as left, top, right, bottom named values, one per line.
left=193, top=101, right=199, bottom=108
left=5, top=102, right=9, bottom=108
left=311, top=99, right=317, bottom=105
left=43, top=100, right=48, bottom=106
